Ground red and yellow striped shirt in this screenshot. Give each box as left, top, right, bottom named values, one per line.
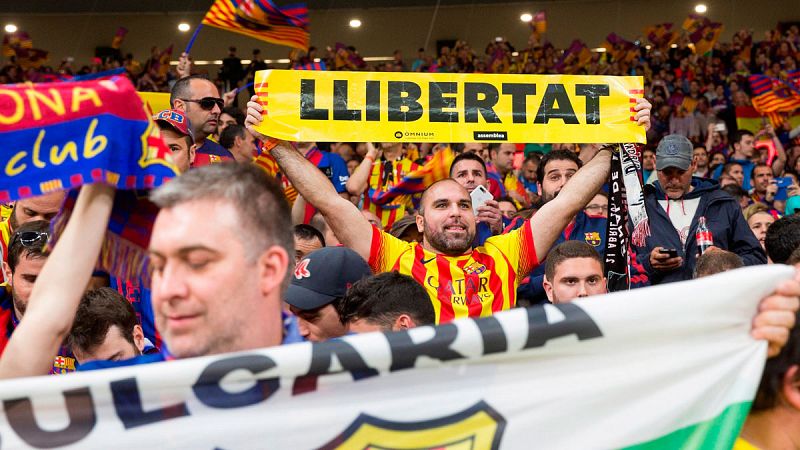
left=369, top=221, right=538, bottom=323
left=362, top=158, right=419, bottom=229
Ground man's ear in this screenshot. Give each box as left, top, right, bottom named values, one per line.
left=543, top=275, right=555, bottom=303
left=258, top=245, right=290, bottom=298
left=782, top=365, right=800, bottom=411
left=415, top=213, right=425, bottom=233
left=132, top=324, right=145, bottom=353
left=393, top=314, right=415, bottom=331
left=189, top=144, right=197, bottom=165
left=173, top=99, right=186, bottom=111
left=2, top=261, right=11, bottom=285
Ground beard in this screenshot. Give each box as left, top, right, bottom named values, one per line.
left=8, top=206, right=19, bottom=232
left=10, top=285, right=27, bottom=318
left=540, top=188, right=559, bottom=205
left=424, top=220, right=474, bottom=256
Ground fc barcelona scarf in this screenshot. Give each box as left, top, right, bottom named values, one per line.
left=604, top=143, right=649, bottom=292
left=0, top=76, right=178, bottom=283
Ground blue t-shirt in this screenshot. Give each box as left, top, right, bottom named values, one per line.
left=712, top=158, right=754, bottom=191
left=306, top=147, right=349, bottom=193
left=197, top=139, right=235, bottom=159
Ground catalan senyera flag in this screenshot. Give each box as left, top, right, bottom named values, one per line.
left=644, top=23, right=679, bottom=50
left=253, top=149, right=299, bottom=205
left=748, top=74, right=800, bottom=114
left=202, top=0, right=310, bottom=51
left=156, top=45, right=173, bottom=77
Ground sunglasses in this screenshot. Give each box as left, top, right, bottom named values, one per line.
left=181, top=97, right=224, bottom=111
left=9, top=230, right=49, bottom=250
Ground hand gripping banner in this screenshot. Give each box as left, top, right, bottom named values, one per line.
left=253, top=70, right=645, bottom=144
left=0, top=265, right=790, bottom=449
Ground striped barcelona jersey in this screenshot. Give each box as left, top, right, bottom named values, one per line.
left=368, top=222, right=538, bottom=323
left=363, top=158, right=419, bottom=228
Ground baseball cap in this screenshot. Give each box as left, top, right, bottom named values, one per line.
left=656, top=134, right=693, bottom=171
left=285, top=247, right=372, bottom=310
left=153, top=109, right=194, bottom=143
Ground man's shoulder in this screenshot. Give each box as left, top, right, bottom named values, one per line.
left=77, top=352, right=166, bottom=372
left=198, top=140, right=234, bottom=158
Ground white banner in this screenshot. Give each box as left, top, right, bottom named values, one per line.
left=0, top=265, right=790, bottom=449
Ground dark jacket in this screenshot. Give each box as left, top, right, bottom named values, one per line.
left=634, top=177, right=766, bottom=285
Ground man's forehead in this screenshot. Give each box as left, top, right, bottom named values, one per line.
left=17, top=192, right=65, bottom=211
left=544, top=159, right=579, bottom=173
left=423, top=180, right=469, bottom=204
left=555, top=257, right=603, bottom=277
left=188, top=78, right=220, bottom=97
left=452, top=159, right=485, bottom=173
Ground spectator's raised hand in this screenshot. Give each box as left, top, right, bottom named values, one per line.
left=476, top=199, right=503, bottom=234
left=634, top=97, right=652, bottom=131
left=177, top=52, right=192, bottom=79
left=245, top=94, right=268, bottom=141
left=752, top=272, right=800, bottom=358
left=223, top=89, right=237, bottom=108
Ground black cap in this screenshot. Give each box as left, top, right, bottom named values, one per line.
left=284, top=247, right=372, bottom=310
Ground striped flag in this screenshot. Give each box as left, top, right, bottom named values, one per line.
left=531, top=11, right=547, bottom=34
left=201, top=0, right=310, bottom=51
left=748, top=74, right=800, bottom=114
left=293, top=60, right=326, bottom=70
left=368, top=147, right=455, bottom=206
left=253, top=148, right=299, bottom=204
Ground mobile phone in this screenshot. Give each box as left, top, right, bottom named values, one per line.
left=713, top=123, right=726, bottom=133
left=660, top=248, right=679, bottom=258
left=774, top=176, right=792, bottom=201
left=470, top=185, right=494, bottom=215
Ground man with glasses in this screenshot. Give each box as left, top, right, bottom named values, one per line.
left=170, top=75, right=235, bottom=162
left=0, top=220, right=77, bottom=373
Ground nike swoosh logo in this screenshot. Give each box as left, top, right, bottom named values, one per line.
left=421, top=257, right=436, bottom=264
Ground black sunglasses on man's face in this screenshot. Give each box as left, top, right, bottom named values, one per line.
left=181, top=97, right=224, bottom=111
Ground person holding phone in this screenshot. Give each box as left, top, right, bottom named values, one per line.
left=634, top=135, right=766, bottom=286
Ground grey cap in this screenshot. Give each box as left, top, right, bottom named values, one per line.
left=655, top=134, right=693, bottom=171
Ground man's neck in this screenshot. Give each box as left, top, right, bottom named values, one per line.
left=740, top=409, right=800, bottom=450
left=731, top=151, right=747, bottom=161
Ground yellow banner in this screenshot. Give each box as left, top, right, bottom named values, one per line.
left=137, top=91, right=171, bottom=115
left=253, top=70, right=644, bottom=143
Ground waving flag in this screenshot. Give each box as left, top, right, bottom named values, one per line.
left=1, top=30, right=32, bottom=57
left=293, top=60, right=327, bottom=71
left=368, top=147, right=455, bottom=206
left=111, top=27, right=128, bottom=49
left=748, top=74, right=800, bottom=114
left=0, top=76, right=177, bottom=282
left=202, top=0, right=310, bottom=50
left=531, top=11, right=547, bottom=34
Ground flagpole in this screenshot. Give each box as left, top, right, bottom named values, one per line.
left=184, top=24, right=204, bottom=54
left=236, top=81, right=254, bottom=94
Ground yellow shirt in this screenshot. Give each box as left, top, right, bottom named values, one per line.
left=732, top=438, right=759, bottom=450
left=368, top=220, right=538, bottom=323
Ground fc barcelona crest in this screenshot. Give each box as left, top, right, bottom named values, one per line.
left=320, top=401, right=505, bottom=449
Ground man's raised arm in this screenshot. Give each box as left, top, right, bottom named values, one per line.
left=245, top=96, right=373, bottom=260
left=530, top=97, right=652, bottom=261
left=0, top=183, right=114, bottom=379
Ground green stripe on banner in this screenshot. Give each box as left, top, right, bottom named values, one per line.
left=623, top=402, right=752, bottom=450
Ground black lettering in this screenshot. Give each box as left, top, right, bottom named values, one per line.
left=523, top=303, right=603, bottom=348
left=365, top=80, right=381, bottom=121
left=464, top=83, right=501, bottom=123
left=387, top=81, right=423, bottom=122
left=534, top=84, right=579, bottom=124
left=333, top=79, right=361, bottom=120
left=193, top=354, right=280, bottom=409
left=387, top=324, right=464, bottom=371
left=300, top=79, right=328, bottom=120
left=308, top=339, right=379, bottom=380
left=501, top=83, right=537, bottom=123
left=575, top=84, right=609, bottom=124
left=479, top=276, right=489, bottom=292
left=474, top=316, right=508, bottom=354
left=429, top=81, right=458, bottom=123
left=111, top=378, right=189, bottom=429
left=5, top=388, right=95, bottom=448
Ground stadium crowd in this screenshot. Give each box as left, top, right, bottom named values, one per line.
left=1, top=13, right=800, bottom=449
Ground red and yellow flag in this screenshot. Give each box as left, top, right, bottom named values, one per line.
left=201, top=0, right=310, bottom=51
